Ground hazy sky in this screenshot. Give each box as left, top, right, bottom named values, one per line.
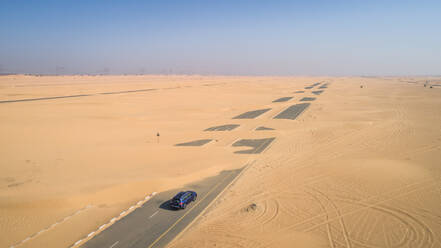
left=1, top=0, right=440, bottom=75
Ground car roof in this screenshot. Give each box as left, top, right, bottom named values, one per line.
left=172, top=191, right=194, bottom=200
left=173, top=192, right=185, bottom=199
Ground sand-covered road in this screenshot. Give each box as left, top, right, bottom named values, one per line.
left=1, top=75, right=440, bottom=248
left=169, top=77, right=441, bottom=248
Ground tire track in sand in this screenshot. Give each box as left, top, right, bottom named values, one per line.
left=284, top=178, right=438, bottom=241
left=335, top=197, right=435, bottom=248
left=310, top=187, right=352, bottom=248
left=303, top=188, right=336, bottom=248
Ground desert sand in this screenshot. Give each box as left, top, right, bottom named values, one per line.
left=1, top=75, right=440, bottom=248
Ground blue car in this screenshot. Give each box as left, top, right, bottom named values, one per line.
left=170, top=191, right=197, bottom=209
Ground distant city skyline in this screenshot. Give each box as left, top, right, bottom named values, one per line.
left=1, top=0, right=440, bottom=76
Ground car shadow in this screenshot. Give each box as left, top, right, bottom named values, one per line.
left=159, top=200, right=178, bottom=211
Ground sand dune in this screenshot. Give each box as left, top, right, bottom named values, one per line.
left=1, top=75, right=440, bottom=247
left=169, top=77, right=441, bottom=248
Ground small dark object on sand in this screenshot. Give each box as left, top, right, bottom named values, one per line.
left=243, top=203, right=257, bottom=212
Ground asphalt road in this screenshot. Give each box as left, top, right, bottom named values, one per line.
left=204, top=124, right=240, bottom=131
left=80, top=168, right=243, bottom=248
left=175, top=139, right=213, bottom=146
left=0, top=83, right=226, bottom=104
left=0, top=89, right=157, bottom=104
left=233, top=108, right=271, bottom=119
left=232, top=138, right=276, bottom=154
left=300, top=97, right=316, bottom=102
left=274, top=103, right=310, bottom=120
left=272, top=96, right=293, bottom=103
left=0, top=94, right=93, bottom=103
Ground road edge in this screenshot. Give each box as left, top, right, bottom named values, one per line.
left=165, top=160, right=256, bottom=247
left=71, top=192, right=157, bottom=248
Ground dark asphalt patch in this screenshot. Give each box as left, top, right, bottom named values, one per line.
left=0, top=94, right=92, bottom=104
left=312, top=90, right=323, bottom=95
left=273, top=103, right=310, bottom=120
left=100, top=88, right=156, bottom=95
left=319, top=83, right=328, bottom=89
left=204, top=124, right=240, bottom=131
left=175, top=139, right=212, bottom=146
left=232, top=137, right=275, bottom=154
left=304, top=82, right=321, bottom=90
left=272, top=97, right=293, bottom=103
left=233, top=108, right=271, bottom=119
left=294, top=91, right=305, bottom=93
left=255, top=126, right=275, bottom=131
left=0, top=88, right=158, bottom=104
left=300, top=97, right=316, bottom=102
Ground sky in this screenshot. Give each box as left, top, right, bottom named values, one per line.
left=1, top=0, right=440, bottom=76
